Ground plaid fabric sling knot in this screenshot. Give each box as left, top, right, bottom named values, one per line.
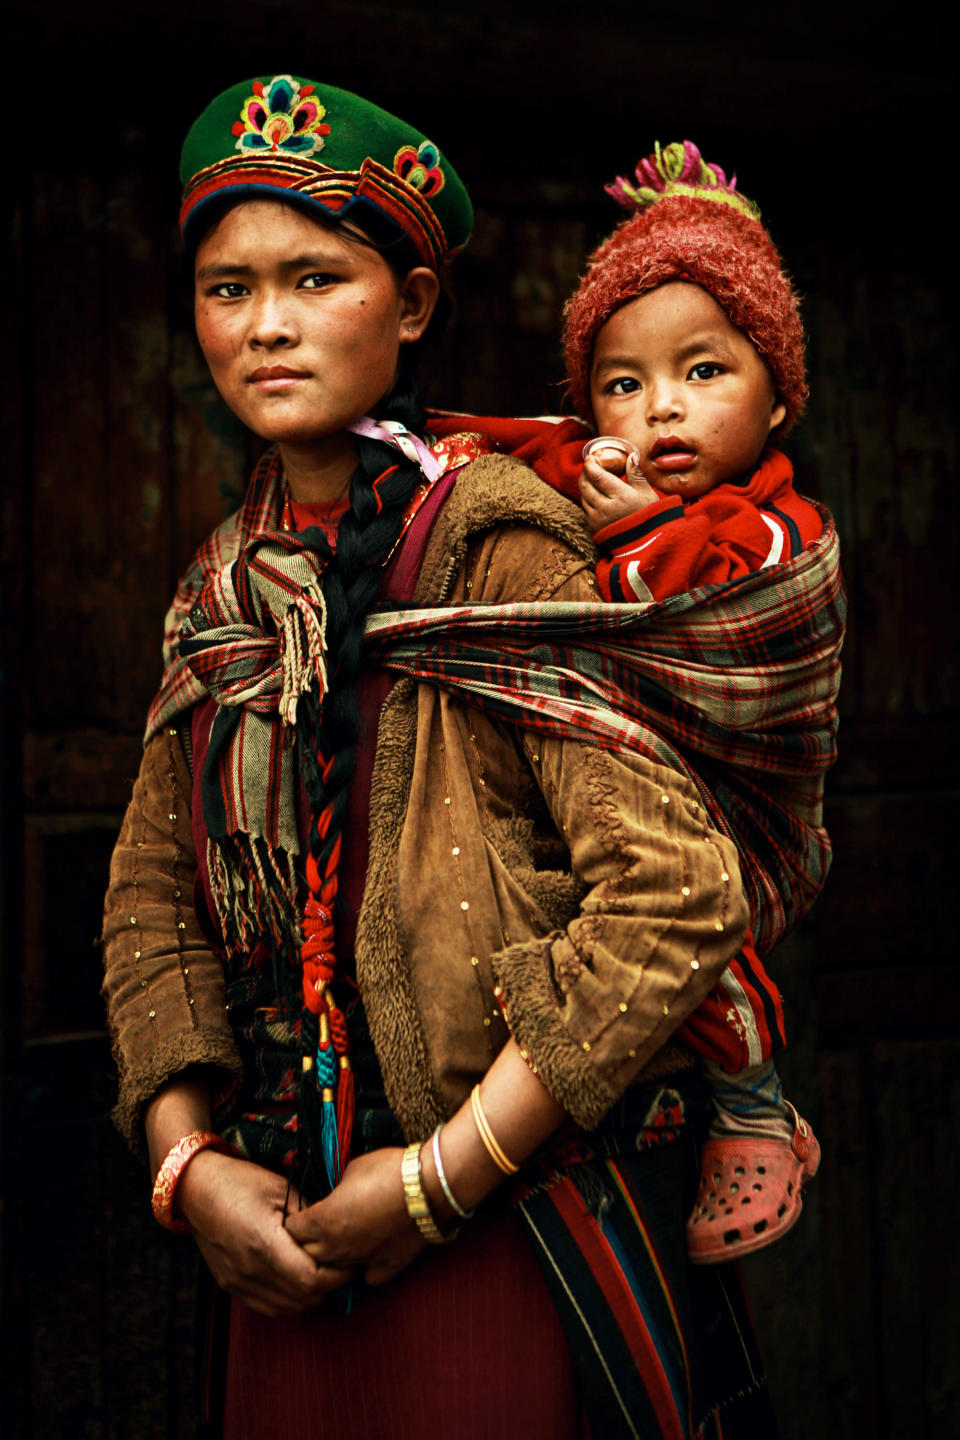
left=180, top=532, right=330, bottom=726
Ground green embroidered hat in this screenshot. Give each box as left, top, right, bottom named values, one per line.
left=179, top=74, right=473, bottom=270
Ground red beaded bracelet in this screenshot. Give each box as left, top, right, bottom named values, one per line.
left=151, top=1130, right=234, bottom=1233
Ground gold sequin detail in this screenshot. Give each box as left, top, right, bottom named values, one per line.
left=167, top=729, right=195, bottom=1017
left=439, top=732, right=499, bottom=1056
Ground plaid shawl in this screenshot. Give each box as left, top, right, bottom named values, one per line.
left=362, top=525, right=844, bottom=955
left=149, top=447, right=844, bottom=959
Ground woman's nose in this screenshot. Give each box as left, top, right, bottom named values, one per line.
left=249, top=292, right=299, bottom=348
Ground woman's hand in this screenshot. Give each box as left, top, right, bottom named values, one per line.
left=176, top=1148, right=354, bottom=1316
left=285, top=1148, right=427, bottom=1286
left=579, top=451, right=659, bottom=532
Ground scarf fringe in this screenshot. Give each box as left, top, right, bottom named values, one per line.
left=207, top=833, right=301, bottom=963
left=280, top=586, right=328, bottom=728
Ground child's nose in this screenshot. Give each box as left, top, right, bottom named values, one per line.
left=645, top=380, right=683, bottom=423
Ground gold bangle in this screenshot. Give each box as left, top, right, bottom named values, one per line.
left=470, top=1085, right=519, bottom=1175
left=401, top=1141, right=458, bottom=1245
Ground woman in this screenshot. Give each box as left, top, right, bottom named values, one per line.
left=102, top=73, right=779, bottom=1438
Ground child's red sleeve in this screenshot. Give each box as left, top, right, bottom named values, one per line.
left=593, top=491, right=820, bottom=602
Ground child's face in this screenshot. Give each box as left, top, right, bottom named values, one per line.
left=589, top=282, right=786, bottom=499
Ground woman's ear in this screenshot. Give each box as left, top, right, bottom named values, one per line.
left=768, top=396, right=788, bottom=435
left=398, top=267, right=441, bottom=343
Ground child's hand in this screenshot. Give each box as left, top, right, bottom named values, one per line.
left=579, top=450, right=659, bottom=533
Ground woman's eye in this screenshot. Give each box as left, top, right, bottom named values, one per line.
left=690, top=362, right=723, bottom=380
left=609, top=377, right=640, bottom=396
left=210, top=282, right=249, bottom=299
left=300, top=272, right=339, bottom=289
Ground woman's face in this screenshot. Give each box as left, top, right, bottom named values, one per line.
left=194, top=200, right=436, bottom=451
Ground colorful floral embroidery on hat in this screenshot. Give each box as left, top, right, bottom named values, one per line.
left=232, top=74, right=332, bottom=158
left=393, top=140, right=445, bottom=198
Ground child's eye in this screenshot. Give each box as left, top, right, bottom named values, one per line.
left=608, top=377, right=640, bottom=396
left=689, top=362, right=723, bottom=380
left=300, top=272, right=340, bottom=289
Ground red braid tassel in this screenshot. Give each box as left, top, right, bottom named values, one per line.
left=300, top=751, right=355, bottom=1186
left=329, top=1004, right=354, bottom=1165
left=335, top=1058, right=355, bottom=1164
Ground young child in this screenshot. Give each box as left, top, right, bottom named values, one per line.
left=562, top=140, right=825, bottom=1262
left=424, top=140, right=832, bottom=1263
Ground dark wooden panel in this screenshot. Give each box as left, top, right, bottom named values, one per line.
left=814, top=967, right=960, bottom=1046
left=812, top=791, right=954, bottom=972
left=22, top=816, right=123, bottom=1038
left=23, top=731, right=145, bottom=813
left=29, top=160, right=175, bottom=735
left=873, top=1041, right=960, bottom=1439
left=814, top=1049, right=882, bottom=1432
left=826, top=719, right=958, bottom=795
left=13, top=1040, right=199, bottom=1439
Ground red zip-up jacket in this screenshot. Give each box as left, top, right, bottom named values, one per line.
left=593, top=448, right=822, bottom=602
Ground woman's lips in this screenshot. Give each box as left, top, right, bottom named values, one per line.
left=247, top=366, right=311, bottom=391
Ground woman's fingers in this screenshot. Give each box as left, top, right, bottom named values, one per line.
left=285, top=1149, right=426, bottom=1279
left=177, top=1149, right=352, bottom=1311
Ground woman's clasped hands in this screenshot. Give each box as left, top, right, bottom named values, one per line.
left=177, top=1146, right=426, bottom=1316
left=285, top=1147, right=428, bottom=1286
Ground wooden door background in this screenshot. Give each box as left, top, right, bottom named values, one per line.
left=3, top=4, right=956, bottom=1436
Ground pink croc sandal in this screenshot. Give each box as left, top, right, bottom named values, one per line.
left=686, top=1102, right=821, bottom=1264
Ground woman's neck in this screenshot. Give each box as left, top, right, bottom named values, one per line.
left=278, top=432, right=360, bottom=505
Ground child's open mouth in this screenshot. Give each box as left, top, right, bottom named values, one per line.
left=650, top=437, right=697, bottom=473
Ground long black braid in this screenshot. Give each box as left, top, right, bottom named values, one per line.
left=294, top=368, right=428, bottom=1197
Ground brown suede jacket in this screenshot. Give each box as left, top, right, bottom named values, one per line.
left=102, top=454, right=748, bottom=1156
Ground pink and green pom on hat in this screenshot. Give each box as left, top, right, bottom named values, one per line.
left=179, top=74, right=473, bottom=271
left=563, top=141, right=808, bottom=431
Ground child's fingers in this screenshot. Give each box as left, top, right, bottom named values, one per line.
left=582, top=453, right=629, bottom=489
left=580, top=462, right=641, bottom=508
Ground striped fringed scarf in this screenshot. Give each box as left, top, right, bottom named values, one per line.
left=177, top=528, right=329, bottom=954
left=362, top=520, right=845, bottom=956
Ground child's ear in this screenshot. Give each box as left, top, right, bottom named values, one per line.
left=768, top=397, right=788, bottom=435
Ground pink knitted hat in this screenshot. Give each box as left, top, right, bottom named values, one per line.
left=563, top=142, right=808, bottom=430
